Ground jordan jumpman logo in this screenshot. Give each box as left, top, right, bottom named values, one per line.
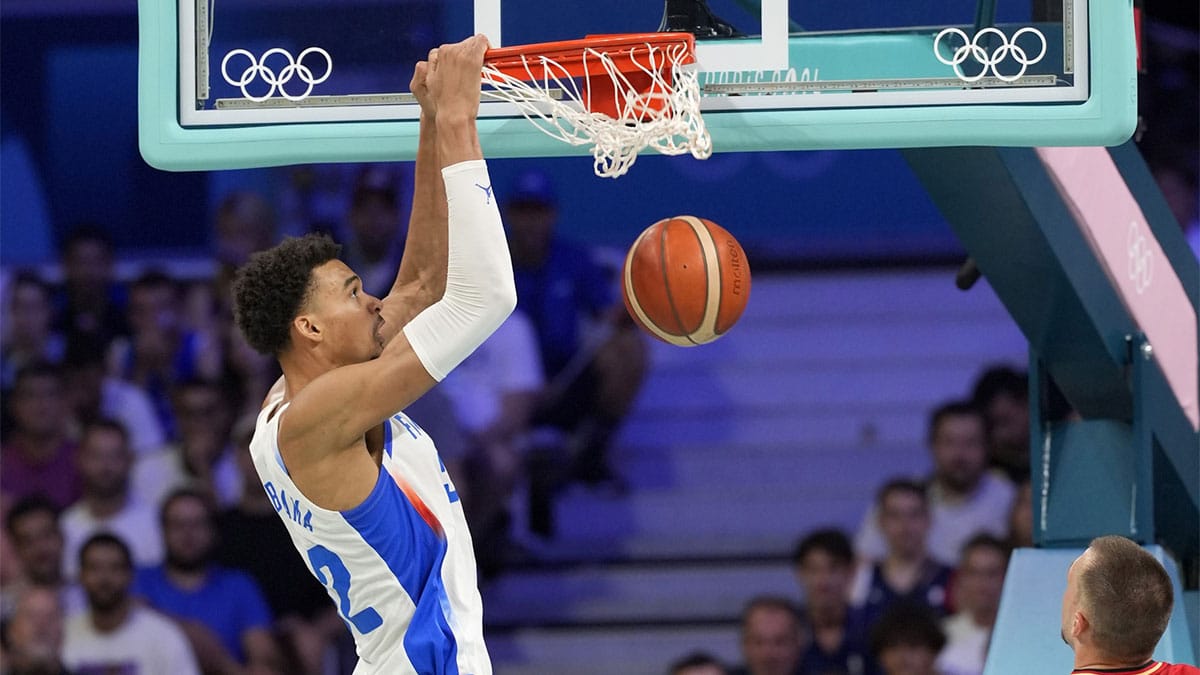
left=475, top=183, right=493, bottom=204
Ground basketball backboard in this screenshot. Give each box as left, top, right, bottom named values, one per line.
left=138, top=0, right=1137, bottom=171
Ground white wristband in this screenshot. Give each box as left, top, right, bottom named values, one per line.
left=403, top=160, right=516, bottom=381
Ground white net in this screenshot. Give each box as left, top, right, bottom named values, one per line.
left=481, top=40, right=712, bottom=179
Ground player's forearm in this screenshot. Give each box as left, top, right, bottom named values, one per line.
left=436, top=114, right=483, bottom=168
left=402, top=159, right=516, bottom=381
left=391, top=114, right=448, bottom=302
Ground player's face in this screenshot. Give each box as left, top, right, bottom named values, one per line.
left=931, top=414, right=987, bottom=492
left=306, top=260, right=385, bottom=364
left=796, top=550, right=851, bottom=611
left=741, top=607, right=803, bottom=675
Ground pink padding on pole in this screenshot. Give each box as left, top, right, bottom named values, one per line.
left=1037, top=146, right=1198, bottom=430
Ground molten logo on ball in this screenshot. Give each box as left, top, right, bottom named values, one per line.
left=622, top=215, right=751, bottom=346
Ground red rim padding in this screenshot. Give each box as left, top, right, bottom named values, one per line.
left=482, top=33, right=696, bottom=119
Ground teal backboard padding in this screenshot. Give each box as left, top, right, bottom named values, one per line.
left=139, top=0, right=1136, bottom=170
left=985, top=547, right=1198, bottom=674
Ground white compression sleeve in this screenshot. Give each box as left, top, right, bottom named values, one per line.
left=402, top=159, right=517, bottom=381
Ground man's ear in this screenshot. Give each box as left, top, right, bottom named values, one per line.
left=293, top=314, right=323, bottom=346
left=1071, top=610, right=1089, bottom=641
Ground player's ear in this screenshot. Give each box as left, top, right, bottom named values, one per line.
left=1071, top=611, right=1088, bottom=640
left=293, top=313, right=323, bottom=345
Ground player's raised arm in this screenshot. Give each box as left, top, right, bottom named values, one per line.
left=381, top=57, right=447, bottom=335
left=269, top=35, right=514, bottom=458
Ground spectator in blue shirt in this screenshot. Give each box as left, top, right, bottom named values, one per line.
left=135, top=487, right=281, bottom=674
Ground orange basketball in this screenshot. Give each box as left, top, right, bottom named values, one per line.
left=622, top=215, right=751, bottom=346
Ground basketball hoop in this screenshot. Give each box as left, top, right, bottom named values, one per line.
left=482, top=33, right=713, bottom=179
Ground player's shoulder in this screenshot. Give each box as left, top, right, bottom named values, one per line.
left=1161, top=663, right=1200, bottom=675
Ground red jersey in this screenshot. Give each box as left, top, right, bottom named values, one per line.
left=1073, top=662, right=1200, bottom=675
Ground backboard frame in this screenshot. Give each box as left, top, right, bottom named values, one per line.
left=138, top=0, right=1137, bottom=171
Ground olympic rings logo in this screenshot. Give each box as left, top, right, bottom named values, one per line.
left=934, top=27, right=1047, bottom=83
left=1127, top=221, right=1153, bottom=294
left=221, top=47, right=332, bottom=102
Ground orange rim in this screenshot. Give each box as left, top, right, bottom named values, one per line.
left=483, top=32, right=696, bottom=82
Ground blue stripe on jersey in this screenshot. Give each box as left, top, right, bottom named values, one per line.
left=342, top=471, right=459, bottom=675
left=273, top=447, right=290, bottom=475
left=383, top=417, right=394, bottom=458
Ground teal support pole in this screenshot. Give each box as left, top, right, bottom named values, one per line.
left=904, top=144, right=1198, bottom=558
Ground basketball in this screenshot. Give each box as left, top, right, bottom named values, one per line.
left=622, top=215, right=751, bottom=346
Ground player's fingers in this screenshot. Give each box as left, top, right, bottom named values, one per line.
left=469, top=34, right=490, bottom=62
left=410, top=61, right=428, bottom=91
left=427, top=47, right=439, bottom=70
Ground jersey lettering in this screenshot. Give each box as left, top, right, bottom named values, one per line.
left=438, top=457, right=460, bottom=504
left=395, top=415, right=422, bottom=439
left=307, top=545, right=383, bottom=635
left=263, top=481, right=314, bottom=532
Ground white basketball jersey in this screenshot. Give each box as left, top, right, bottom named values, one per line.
left=248, top=390, right=491, bottom=675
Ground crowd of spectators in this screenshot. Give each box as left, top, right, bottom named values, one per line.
left=0, top=166, right=645, bottom=673
left=672, top=365, right=1034, bottom=675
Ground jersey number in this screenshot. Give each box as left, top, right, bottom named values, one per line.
left=307, top=545, right=383, bottom=634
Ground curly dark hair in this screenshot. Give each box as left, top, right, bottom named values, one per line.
left=231, top=233, right=342, bottom=356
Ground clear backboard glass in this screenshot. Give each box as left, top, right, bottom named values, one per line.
left=139, top=0, right=1136, bottom=170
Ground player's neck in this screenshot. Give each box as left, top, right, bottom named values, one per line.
left=279, top=349, right=338, bottom=400
left=1073, top=643, right=1150, bottom=671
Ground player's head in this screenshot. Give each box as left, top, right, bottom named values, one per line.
left=232, top=233, right=384, bottom=364
left=926, top=400, right=987, bottom=493
left=791, top=528, right=854, bottom=612
left=1061, top=535, right=1174, bottom=664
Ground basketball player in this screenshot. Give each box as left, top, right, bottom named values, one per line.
left=230, top=34, right=514, bottom=674
left=1062, top=535, right=1199, bottom=674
